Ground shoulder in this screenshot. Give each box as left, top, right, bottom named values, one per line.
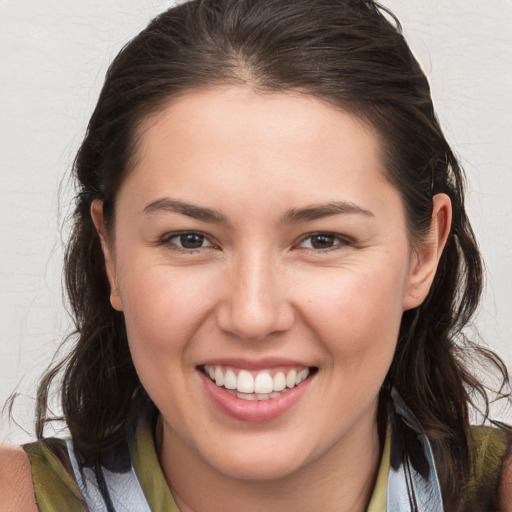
left=469, top=423, right=510, bottom=452
left=0, top=442, right=37, bottom=512
left=499, top=436, right=512, bottom=511
left=468, top=424, right=512, bottom=512
left=23, top=437, right=88, bottom=511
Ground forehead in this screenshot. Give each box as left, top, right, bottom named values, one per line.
left=139, top=85, right=381, bottom=150
left=122, top=85, right=401, bottom=223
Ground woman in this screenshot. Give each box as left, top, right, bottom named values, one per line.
left=1, top=0, right=511, bottom=510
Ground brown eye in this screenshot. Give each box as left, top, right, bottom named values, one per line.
left=165, top=232, right=213, bottom=250
left=299, top=233, right=349, bottom=250
left=179, top=233, right=205, bottom=249
left=309, top=234, right=336, bottom=249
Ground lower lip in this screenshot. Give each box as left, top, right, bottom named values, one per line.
left=199, top=370, right=313, bottom=422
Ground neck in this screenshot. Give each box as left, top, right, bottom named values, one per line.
left=157, top=403, right=384, bottom=512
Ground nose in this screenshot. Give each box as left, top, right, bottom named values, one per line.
left=215, top=250, right=295, bottom=342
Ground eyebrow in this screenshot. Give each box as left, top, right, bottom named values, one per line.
left=143, top=198, right=229, bottom=223
left=143, top=198, right=374, bottom=224
left=280, top=201, right=374, bottom=223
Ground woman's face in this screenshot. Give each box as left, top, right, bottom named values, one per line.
left=94, top=86, right=445, bottom=482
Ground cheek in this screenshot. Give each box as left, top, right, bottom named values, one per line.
left=118, top=265, right=215, bottom=375
left=117, top=266, right=217, bottom=421
left=288, top=265, right=404, bottom=448
left=296, top=263, right=405, bottom=368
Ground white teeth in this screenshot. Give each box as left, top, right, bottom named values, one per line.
left=254, top=372, right=273, bottom=394
left=286, top=369, right=297, bottom=389
left=204, top=365, right=312, bottom=398
left=214, top=366, right=224, bottom=386
left=237, top=370, right=254, bottom=393
left=224, top=369, right=237, bottom=390
left=273, top=372, right=286, bottom=391
left=296, top=368, right=309, bottom=385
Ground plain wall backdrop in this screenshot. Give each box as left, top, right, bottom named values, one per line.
left=1, top=0, right=511, bottom=443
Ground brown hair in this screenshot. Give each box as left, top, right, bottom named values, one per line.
left=34, top=0, right=509, bottom=509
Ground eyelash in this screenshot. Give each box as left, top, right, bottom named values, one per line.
left=159, top=231, right=352, bottom=253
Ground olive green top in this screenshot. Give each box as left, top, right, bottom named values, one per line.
left=463, top=424, right=511, bottom=511
left=24, top=420, right=509, bottom=511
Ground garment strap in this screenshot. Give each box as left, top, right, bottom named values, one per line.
left=387, top=388, right=444, bottom=512
left=66, top=439, right=151, bottom=512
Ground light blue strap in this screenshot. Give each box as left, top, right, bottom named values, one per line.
left=387, top=389, right=444, bottom=512
left=66, top=439, right=151, bottom=512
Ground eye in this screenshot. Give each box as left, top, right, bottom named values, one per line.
left=298, top=233, right=349, bottom=250
left=163, top=231, right=215, bottom=250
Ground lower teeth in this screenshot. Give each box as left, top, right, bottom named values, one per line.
left=236, top=391, right=283, bottom=401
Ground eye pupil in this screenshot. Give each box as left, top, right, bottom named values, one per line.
left=180, top=233, right=204, bottom=249
left=311, top=235, right=335, bottom=249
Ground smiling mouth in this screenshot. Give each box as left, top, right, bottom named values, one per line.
left=200, top=365, right=317, bottom=401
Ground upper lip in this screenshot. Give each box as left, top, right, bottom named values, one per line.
left=197, top=357, right=314, bottom=370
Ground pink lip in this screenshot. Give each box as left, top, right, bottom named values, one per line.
left=199, top=369, right=313, bottom=422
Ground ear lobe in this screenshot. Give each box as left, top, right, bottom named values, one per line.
left=403, top=193, right=452, bottom=310
left=90, top=200, right=124, bottom=311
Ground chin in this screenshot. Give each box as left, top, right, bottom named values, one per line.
left=195, top=433, right=316, bottom=483
left=212, top=454, right=306, bottom=482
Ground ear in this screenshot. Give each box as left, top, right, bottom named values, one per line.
left=403, top=193, right=452, bottom=310
left=90, top=200, right=124, bottom=311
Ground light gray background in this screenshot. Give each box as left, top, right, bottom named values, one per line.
left=1, top=0, right=511, bottom=443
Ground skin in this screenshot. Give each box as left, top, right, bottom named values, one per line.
left=0, top=444, right=37, bottom=512
left=90, top=85, right=452, bottom=511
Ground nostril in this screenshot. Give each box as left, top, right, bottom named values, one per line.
left=215, top=305, right=296, bottom=342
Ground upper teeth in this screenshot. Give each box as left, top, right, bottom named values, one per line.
left=204, top=365, right=310, bottom=394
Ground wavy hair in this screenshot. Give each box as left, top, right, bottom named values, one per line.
left=34, top=1, right=509, bottom=509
